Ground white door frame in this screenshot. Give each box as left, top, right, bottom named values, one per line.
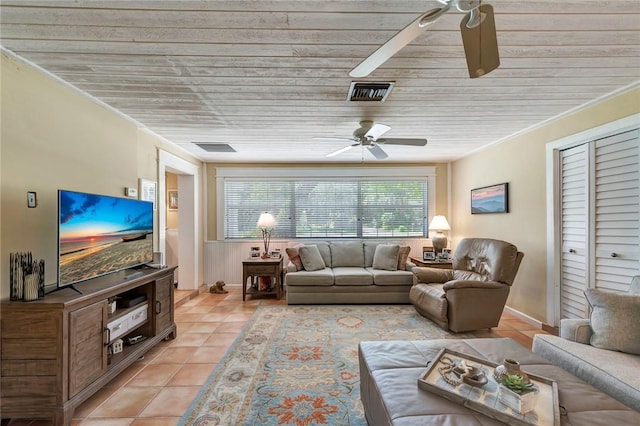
left=545, top=113, right=640, bottom=325
left=158, top=150, right=200, bottom=290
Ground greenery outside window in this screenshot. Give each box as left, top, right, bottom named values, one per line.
left=218, top=167, right=436, bottom=240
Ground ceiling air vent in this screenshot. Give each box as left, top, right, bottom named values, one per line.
left=347, top=82, right=395, bottom=102
left=195, top=143, right=236, bottom=153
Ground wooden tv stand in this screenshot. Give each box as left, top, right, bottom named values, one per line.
left=1, top=266, right=177, bottom=426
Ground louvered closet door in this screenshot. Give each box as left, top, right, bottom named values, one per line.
left=560, top=144, right=590, bottom=319
left=593, top=129, right=640, bottom=292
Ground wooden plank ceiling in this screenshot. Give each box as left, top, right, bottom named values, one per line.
left=1, top=0, right=639, bottom=163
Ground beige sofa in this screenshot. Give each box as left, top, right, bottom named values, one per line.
left=284, top=240, right=415, bottom=304
left=533, top=278, right=640, bottom=411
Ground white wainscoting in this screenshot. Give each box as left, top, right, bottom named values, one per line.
left=204, top=239, right=430, bottom=286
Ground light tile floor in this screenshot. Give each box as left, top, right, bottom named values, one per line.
left=2, top=288, right=550, bottom=426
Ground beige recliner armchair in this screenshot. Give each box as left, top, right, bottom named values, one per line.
left=410, top=238, right=524, bottom=333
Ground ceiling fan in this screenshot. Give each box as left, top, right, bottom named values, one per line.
left=349, top=0, right=499, bottom=79
left=316, top=120, right=428, bottom=160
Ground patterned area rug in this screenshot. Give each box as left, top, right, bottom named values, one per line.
left=180, top=305, right=464, bottom=426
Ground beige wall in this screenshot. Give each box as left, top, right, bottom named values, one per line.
left=204, top=162, right=449, bottom=241
left=0, top=52, right=204, bottom=300
left=451, top=87, right=640, bottom=322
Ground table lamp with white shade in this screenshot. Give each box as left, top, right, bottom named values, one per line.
left=257, top=212, right=277, bottom=258
left=429, top=215, right=450, bottom=255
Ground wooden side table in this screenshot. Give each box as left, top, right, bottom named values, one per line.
left=410, top=257, right=453, bottom=269
left=242, top=256, right=284, bottom=301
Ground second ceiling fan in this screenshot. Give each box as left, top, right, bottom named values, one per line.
left=317, top=120, right=428, bottom=160
left=349, top=0, right=499, bottom=79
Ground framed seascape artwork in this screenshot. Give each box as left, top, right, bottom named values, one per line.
left=471, top=183, right=508, bottom=214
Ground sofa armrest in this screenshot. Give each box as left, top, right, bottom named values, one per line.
left=559, top=318, right=592, bottom=344
left=286, top=262, right=299, bottom=273
left=442, top=280, right=506, bottom=291
left=404, top=260, right=416, bottom=271
left=412, top=267, right=453, bottom=284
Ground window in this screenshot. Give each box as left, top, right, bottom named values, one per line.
left=218, top=167, right=435, bottom=240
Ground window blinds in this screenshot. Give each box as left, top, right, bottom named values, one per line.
left=224, top=179, right=428, bottom=239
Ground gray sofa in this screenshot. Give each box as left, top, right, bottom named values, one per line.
left=360, top=338, right=640, bottom=425
left=284, top=240, right=415, bottom=304
left=533, top=279, right=640, bottom=411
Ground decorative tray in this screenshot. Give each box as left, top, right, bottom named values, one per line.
left=417, top=348, right=560, bottom=426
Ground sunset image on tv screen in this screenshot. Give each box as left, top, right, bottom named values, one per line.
left=58, top=190, right=153, bottom=286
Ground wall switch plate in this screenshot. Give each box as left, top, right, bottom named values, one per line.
left=125, top=187, right=138, bottom=197
left=27, top=191, right=37, bottom=208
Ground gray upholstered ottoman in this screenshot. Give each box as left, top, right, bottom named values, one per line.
left=359, top=338, right=640, bottom=425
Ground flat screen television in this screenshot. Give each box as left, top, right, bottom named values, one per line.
left=57, top=189, right=154, bottom=289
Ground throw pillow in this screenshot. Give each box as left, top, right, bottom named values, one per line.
left=372, top=244, right=400, bottom=271
left=397, top=245, right=411, bottom=270
left=285, top=246, right=304, bottom=271
left=298, top=245, right=326, bottom=272
left=585, top=288, right=640, bottom=355
left=330, top=241, right=364, bottom=267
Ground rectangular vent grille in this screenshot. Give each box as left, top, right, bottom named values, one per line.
left=347, top=82, right=395, bottom=102
left=195, top=143, right=236, bottom=153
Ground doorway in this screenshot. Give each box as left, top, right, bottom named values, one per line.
left=158, top=150, right=200, bottom=291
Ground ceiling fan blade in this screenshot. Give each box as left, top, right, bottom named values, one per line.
left=460, top=4, right=500, bottom=78
left=376, top=138, right=428, bottom=146
left=313, top=136, right=355, bottom=142
left=367, top=144, right=389, bottom=160
left=364, top=123, right=391, bottom=140
left=348, top=6, right=450, bottom=78
left=326, top=143, right=358, bottom=157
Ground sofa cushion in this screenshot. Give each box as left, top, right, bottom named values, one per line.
left=313, top=241, right=332, bottom=267
left=585, top=288, right=640, bottom=355
left=409, top=283, right=447, bottom=320
left=333, top=267, right=373, bottom=285
left=533, top=333, right=640, bottom=411
left=285, top=246, right=304, bottom=271
left=412, top=267, right=453, bottom=284
left=285, top=269, right=334, bottom=286
left=298, top=245, right=326, bottom=271
left=363, top=242, right=378, bottom=268
left=453, top=270, right=489, bottom=281
left=368, top=268, right=414, bottom=286
left=559, top=318, right=592, bottom=344
left=452, top=238, right=520, bottom=284
left=397, top=245, right=411, bottom=270
left=372, top=244, right=400, bottom=271
left=330, top=241, right=364, bottom=267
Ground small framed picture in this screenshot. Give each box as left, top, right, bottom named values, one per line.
left=440, top=248, right=452, bottom=260
left=269, top=249, right=281, bottom=258
left=423, top=248, right=436, bottom=261
left=167, top=190, right=178, bottom=210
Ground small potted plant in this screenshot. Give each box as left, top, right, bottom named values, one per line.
left=498, top=373, right=538, bottom=414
